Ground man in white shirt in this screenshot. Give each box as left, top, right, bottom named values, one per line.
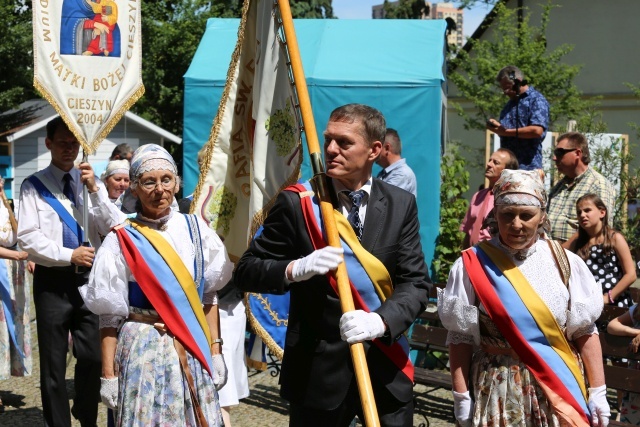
left=18, top=117, right=122, bottom=427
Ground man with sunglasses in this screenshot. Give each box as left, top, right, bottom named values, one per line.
left=486, top=65, right=549, bottom=172
left=548, top=132, right=616, bottom=242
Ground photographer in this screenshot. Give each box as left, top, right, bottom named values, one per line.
left=486, top=65, right=549, bottom=172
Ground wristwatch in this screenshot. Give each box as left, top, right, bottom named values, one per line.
left=212, top=338, right=224, bottom=345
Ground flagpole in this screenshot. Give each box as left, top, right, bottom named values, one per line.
left=275, top=1, right=380, bottom=425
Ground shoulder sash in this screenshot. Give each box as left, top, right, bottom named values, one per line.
left=0, top=260, right=26, bottom=365
left=27, top=173, right=84, bottom=242
left=114, top=219, right=213, bottom=376
left=463, top=241, right=589, bottom=426
left=287, top=182, right=413, bottom=381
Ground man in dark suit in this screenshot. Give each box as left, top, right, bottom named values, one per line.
left=234, top=104, right=431, bottom=426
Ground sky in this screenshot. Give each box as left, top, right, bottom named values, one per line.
left=331, top=0, right=494, bottom=38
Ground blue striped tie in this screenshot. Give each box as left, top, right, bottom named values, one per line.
left=347, top=190, right=365, bottom=240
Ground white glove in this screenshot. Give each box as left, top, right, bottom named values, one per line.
left=290, top=246, right=344, bottom=282
left=212, top=353, right=228, bottom=391
left=100, top=377, right=118, bottom=410
left=339, top=310, right=386, bottom=344
left=452, top=390, right=473, bottom=427
left=588, top=385, right=610, bottom=427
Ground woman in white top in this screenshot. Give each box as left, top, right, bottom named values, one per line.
left=439, top=169, right=610, bottom=427
left=81, top=145, right=233, bottom=426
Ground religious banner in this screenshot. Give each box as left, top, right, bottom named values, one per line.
left=33, top=0, right=144, bottom=153
left=191, top=0, right=302, bottom=359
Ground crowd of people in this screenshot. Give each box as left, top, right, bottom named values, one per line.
left=0, top=64, right=637, bottom=427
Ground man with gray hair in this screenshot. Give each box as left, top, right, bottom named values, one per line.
left=487, top=65, right=549, bottom=171
left=375, top=128, right=417, bottom=197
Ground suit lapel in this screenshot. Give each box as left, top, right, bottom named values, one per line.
left=361, top=180, right=386, bottom=250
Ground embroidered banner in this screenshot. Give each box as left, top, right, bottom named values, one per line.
left=33, top=0, right=144, bottom=152
left=191, top=0, right=302, bottom=261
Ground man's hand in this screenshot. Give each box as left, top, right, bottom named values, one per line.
left=78, top=162, right=99, bottom=193
left=287, top=246, right=344, bottom=282
left=71, top=246, right=95, bottom=267
left=630, top=334, right=640, bottom=353
left=339, top=310, right=386, bottom=344
left=27, top=261, right=35, bottom=274
left=486, top=118, right=506, bottom=136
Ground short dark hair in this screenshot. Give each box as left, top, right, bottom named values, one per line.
left=329, top=104, right=386, bottom=146
left=384, top=128, right=402, bottom=155
left=496, top=148, right=519, bottom=170
left=110, top=143, right=133, bottom=160
left=557, top=132, right=590, bottom=164
left=46, top=117, right=70, bottom=140
left=496, top=65, right=524, bottom=83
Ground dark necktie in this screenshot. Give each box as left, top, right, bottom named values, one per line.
left=377, top=169, right=388, bottom=180
left=62, top=173, right=79, bottom=249
left=347, top=190, right=365, bottom=240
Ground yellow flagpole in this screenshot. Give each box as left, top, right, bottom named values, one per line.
left=275, top=1, right=380, bottom=425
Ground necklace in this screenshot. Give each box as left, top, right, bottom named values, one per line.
left=497, top=238, right=538, bottom=261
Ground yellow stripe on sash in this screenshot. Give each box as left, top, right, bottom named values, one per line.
left=479, top=241, right=587, bottom=399
left=129, top=221, right=212, bottom=346
left=333, top=210, right=393, bottom=301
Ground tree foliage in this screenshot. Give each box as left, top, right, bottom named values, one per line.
left=383, top=0, right=429, bottom=19
left=449, top=2, right=593, bottom=132
left=290, top=0, right=334, bottom=18
left=432, top=143, right=469, bottom=283
left=0, top=1, right=37, bottom=132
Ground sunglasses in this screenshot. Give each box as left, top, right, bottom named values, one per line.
left=553, top=147, right=578, bottom=158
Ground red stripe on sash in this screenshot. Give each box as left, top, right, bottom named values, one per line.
left=462, top=249, right=589, bottom=426
left=115, top=228, right=212, bottom=376
left=287, top=184, right=414, bottom=381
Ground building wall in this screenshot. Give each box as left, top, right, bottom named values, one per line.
left=447, top=0, right=640, bottom=196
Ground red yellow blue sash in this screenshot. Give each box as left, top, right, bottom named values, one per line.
left=114, top=220, right=213, bottom=376
left=288, top=182, right=413, bottom=381
left=463, top=241, right=590, bottom=426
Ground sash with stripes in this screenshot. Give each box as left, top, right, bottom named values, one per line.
left=0, top=259, right=26, bottom=364
left=463, top=241, right=590, bottom=426
left=27, top=173, right=84, bottom=243
left=288, top=182, right=413, bottom=381
left=114, top=219, right=213, bottom=376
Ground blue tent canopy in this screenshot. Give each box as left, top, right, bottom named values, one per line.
left=184, top=18, right=447, bottom=269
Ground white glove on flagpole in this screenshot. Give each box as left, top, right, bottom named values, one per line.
left=100, top=377, right=118, bottom=410
left=339, top=310, right=386, bottom=344
left=588, top=385, right=610, bottom=427
left=212, top=353, right=228, bottom=391
left=290, top=246, right=344, bottom=282
left=452, top=390, right=473, bottom=427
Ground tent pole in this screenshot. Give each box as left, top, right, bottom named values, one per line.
left=275, top=1, right=380, bottom=426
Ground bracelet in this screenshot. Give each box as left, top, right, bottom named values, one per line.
left=211, top=338, right=224, bottom=345
left=608, top=290, right=615, bottom=304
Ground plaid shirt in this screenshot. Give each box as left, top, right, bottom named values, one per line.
left=548, top=166, right=616, bottom=241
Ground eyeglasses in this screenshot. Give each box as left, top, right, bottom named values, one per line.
left=139, top=177, right=175, bottom=191
left=553, top=147, right=578, bottom=158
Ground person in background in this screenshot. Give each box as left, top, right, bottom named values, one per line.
left=0, top=178, right=32, bottom=413
left=460, top=148, right=518, bottom=249
left=486, top=65, right=549, bottom=172
left=607, top=304, right=640, bottom=425
left=234, top=104, right=431, bottom=426
left=375, top=128, right=417, bottom=197
left=100, top=160, right=130, bottom=207
left=109, top=143, right=133, bottom=162
left=17, top=117, right=123, bottom=427
left=440, top=169, right=609, bottom=427
left=548, top=132, right=616, bottom=242
left=80, top=144, right=233, bottom=426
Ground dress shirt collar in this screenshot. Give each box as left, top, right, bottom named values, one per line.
left=384, top=158, right=407, bottom=174
left=48, top=163, right=77, bottom=186
left=333, top=177, right=372, bottom=207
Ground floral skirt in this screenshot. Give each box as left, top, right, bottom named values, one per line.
left=0, top=259, right=32, bottom=380
left=471, top=351, right=571, bottom=427
left=114, top=320, right=223, bottom=427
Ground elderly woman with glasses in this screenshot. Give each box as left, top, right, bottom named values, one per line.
left=80, top=144, right=233, bottom=426
left=439, top=169, right=610, bottom=427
